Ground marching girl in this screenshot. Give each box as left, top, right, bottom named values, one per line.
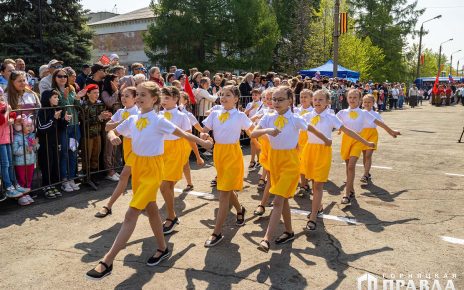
left=200, top=85, right=253, bottom=247
left=251, top=86, right=331, bottom=252
left=294, top=89, right=314, bottom=197
left=158, top=86, right=192, bottom=235
left=95, top=86, right=138, bottom=218
left=244, top=88, right=263, bottom=170
left=251, top=88, right=274, bottom=216
left=336, top=89, right=400, bottom=204
left=86, top=82, right=212, bottom=280
left=302, top=90, right=374, bottom=231
left=179, top=91, right=205, bottom=192
left=359, top=94, right=382, bottom=183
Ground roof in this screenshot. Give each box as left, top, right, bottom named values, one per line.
left=89, top=7, right=154, bottom=26
left=299, top=60, right=360, bottom=79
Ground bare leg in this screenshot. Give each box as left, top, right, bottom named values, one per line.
left=344, top=156, right=358, bottom=197
left=300, top=174, right=308, bottom=188
left=98, top=166, right=131, bottom=213
left=183, top=163, right=193, bottom=186
left=363, top=150, right=374, bottom=177
left=160, top=181, right=176, bottom=222
left=93, top=207, right=141, bottom=272
left=211, top=190, right=231, bottom=237
left=282, top=199, right=292, bottom=233
left=309, top=181, right=324, bottom=221
left=146, top=202, right=167, bottom=256
left=250, top=139, right=257, bottom=163
left=229, top=191, right=241, bottom=213
left=263, top=195, right=284, bottom=241
left=260, top=173, right=272, bottom=206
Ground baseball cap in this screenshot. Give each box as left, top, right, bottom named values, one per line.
left=91, top=63, right=109, bottom=74
left=109, top=54, right=119, bottom=61
left=48, top=59, right=63, bottom=68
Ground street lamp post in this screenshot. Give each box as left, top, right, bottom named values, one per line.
left=438, top=38, right=453, bottom=77
left=38, top=0, right=52, bottom=63
left=450, top=50, right=461, bottom=75
left=416, top=15, right=442, bottom=79
left=457, top=57, right=464, bottom=77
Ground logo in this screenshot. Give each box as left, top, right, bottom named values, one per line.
left=357, top=273, right=378, bottom=290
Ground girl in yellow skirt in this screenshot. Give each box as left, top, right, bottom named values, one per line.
left=295, top=89, right=314, bottom=197
left=200, top=85, right=254, bottom=247
left=251, top=86, right=331, bottom=252
left=250, top=88, right=274, bottom=216
left=244, top=88, right=263, bottom=170
left=302, top=90, right=374, bottom=231
left=86, top=82, right=212, bottom=280
left=360, top=94, right=383, bottom=183
left=336, top=89, right=400, bottom=205
left=158, top=86, right=193, bottom=235
left=95, top=86, right=138, bottom=218
left=179, top=91, right=205, bottom=192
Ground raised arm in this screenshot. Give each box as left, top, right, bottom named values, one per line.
left=173, top=127, right=213, bottom=149
left=374, top=119, right=401, bottom=138
left=250, top=125, right=279, bottom=139
left=307, top=124, right=332, bottom=146
left=340, top=126, right=375, bottom=148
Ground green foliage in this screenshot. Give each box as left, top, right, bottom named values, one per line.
left=0, top=0, right=93, bottom=70
left=144, top=0, right=279, bottom=72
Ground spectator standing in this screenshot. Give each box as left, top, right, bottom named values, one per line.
left=149, top=67, right=164, bottom=88
left=76, top=64, right=91, bottom=89
left=0, top=62, right=15, bottom=90
left=409, top=84, right=418, bottom=108
left=39, top=60, right=63, bottom=94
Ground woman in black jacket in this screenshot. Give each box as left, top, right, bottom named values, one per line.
left=37, top=89, right=70, bottom=198
left=239, top=73, right=254, bottom=97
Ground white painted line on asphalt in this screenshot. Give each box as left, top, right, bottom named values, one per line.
left=445, top=173, right=464, bottom=177
left=339, top=163, right=392, bottom=170
left=441, top=236, right=464, bottom=245
left=174, top=188, right=215, bottom=199
left=291, top=208, right=360, bottom=224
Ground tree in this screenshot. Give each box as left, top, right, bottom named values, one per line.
left=0, top=0, right=93, bottom=70
left=144, top=0, right=279, bottom=72
left=348, top=0, right=425, bottom=81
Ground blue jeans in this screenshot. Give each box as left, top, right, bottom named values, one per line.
left=398, top=96, right=404, bottom=108
left=59, top=124, right=81, bottom=180
left=0, top=144, right=16, bottom=188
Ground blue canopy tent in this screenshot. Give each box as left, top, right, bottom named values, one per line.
left=299, top=60, right=360, bottom=81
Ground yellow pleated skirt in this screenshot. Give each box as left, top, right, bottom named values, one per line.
left=122, top=137, right=132, bottom=164
left=360, top=128, right=378, bottom=150
left=126, top=154, right=164, bottom=210
left=269, top=148, right=300, bottom=199
left=297, top=131, right=308, bottom=155
left=213, top=143, right=244, bottom=191
left=340, top=133, right=363, bottom=161
left=301, top=143, right=332, bottom=182
left=163, top=139, right=189, bottom=182
left=258, top=135, right=271, bottom=171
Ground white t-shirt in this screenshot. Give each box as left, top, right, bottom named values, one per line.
left=303, top=108, right=343, bottom=144
left=202, top=108, right=252, bottom=144
left=116, top=110, right=176, bottom=156
left=159, top=106, right=191, bottom=141
left=179, top=105, right=199, bottom=127
left=363, top=109, right=382, bottom=129
left=245, top=101, right=263, bottom=117
left=336, top=107, right=376, bottom=133
left=295, top=106, right=313, bottom=117
left=258, top=109, right=308, bottom=150
left=111, top=106, right=139, bottom=122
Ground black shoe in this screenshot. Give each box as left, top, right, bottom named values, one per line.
left=85, top=261, right=112, bottom=281
left=95, top=206, right=112, bottom=218
left=0, top=192, right=6, bottom=202
left=204, top=233, right=224, bottom=248
left=146, top=248, right=170, bottom=266
left=257, top=240, right=270, bottom=253
left=163, top=217, right=179, bottom=235
left=306, top=220, right=317, bottom=231
left=275, top=231, right=295, bottom=245
left=236, top=206, right=246, bottom=226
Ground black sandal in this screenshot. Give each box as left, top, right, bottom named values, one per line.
left=95, top=206, right=112, bottom=218
left=275, top=231, right=295, bottom=244
left=183, top=184, right=194, bottom=192
left=306, top=220, right=317, bottom=231
left=210, top=178, right=217, bottom=187
left=307, top=207, right=324, bottom=219
left=248, top=160, right=256, bottom=169
left=253, top=205, right=265, bottom=216
left=163, top=217, right=179, bottom=235
left=257, top=179, right=266, bottom=190
left=85, top=261, right=113, bottom=280
left=146, top=248, right=170, bottom=266
left=236, top=206, right=246, bottom=226
left=204, top=233, right=224, bottom=248
left=341, top=191, right=355, bottom=204
left=258, top=240, right=270, bottom=253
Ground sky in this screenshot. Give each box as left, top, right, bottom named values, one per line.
left=80, top=0, right=464, bottom=69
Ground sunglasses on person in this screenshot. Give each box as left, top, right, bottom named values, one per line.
left=50, top=65, right=63, bottom=69
left=56, top=74, right=68, bottom=79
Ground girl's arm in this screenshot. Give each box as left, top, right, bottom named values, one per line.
left=374, top=120, right=401, bottom=138
left=105, top=120, right=121, bottom=131
left=250, top=125, right=279, bottom=139
left=173, top=128, right=213, bottom=149
left=185, top=129, right=204, bottom=165
left=307, top=125, right=332, bottom=146
left=340, top=126, right=375, bottom=148
left=12, top=137, right=24, bottom=156
left=193, top=123, right=203, bottom=132
left=108, top=129, right=122, bottom=145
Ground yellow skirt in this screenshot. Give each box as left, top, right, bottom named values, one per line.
left=214, top=143, right=244, bottom=191
left=163, top=139, right=189, bottom=182
left=301, top=143, right=332, bottom=182
left=340, top=133, right=363, bottom=160
left=297, top=131, right=308, bottom=155
left=258, top=136, right=271, bottom=171
left=122, top=137, right=132, bottom=164
left=269, top=149, right=299, bottom=199
left=126, top=154, right=164, bottom=210
left=360, top=128, right=378, bottom=150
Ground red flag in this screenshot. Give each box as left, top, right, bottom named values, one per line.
left=184, top=80, right=196, bottom=104
left=99, top=54, right=110, bottom=65
left=420, top=54, right=425, bottom=65
left=432, top=65, right=443, bottom=95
